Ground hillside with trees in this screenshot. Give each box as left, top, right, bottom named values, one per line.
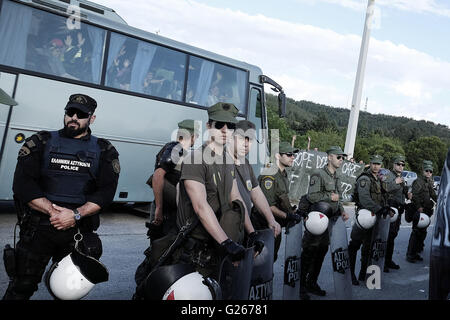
left=265, top=94, right=450, bottom=174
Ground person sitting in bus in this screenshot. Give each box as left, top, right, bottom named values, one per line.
left=63, top=32, right=90, bottom=80
left=207, top=85, right=220, bottom=106
left=108, top=57, right=132, bottom=91
left=142, top=71, right=164, bottom=95
left=35, top=38, right=73, bottom=79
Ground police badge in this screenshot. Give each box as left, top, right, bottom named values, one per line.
left=246, top=180, right=252, bottom=191
left=264, top=180, right=273, bottom=190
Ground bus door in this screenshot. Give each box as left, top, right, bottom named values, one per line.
left=247, top=85, right=268, bottom=176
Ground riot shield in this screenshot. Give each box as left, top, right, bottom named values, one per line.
left=430, top=148, right=450, bottom=300
left=282, top=221, right=302, bottom=300
left=328, top=215, right=352, bottom=300
left=367, top=214, right=391, bottom=283
left=218, top=247, right=254, bottom=300
left=248, top=229, right=275, bottom=300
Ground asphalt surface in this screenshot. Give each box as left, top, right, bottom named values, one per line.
left=0, top=202, right=435, bottom=300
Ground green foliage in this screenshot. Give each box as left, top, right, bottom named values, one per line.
left=405, top=136, right=448, bottom=174
left=265, top=93, right=450, bottom=173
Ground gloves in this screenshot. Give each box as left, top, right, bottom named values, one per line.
left=145, top=221, right=164, bottom=242
left=296, top=208, right=309, bottom=219
left=247, top=232, right=264, bottom=255
left=220, top=239, right=246, bottom=262
left=286, top=212, right=302, bottom=224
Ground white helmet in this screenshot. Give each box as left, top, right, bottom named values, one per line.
left=163, top=272, right=216, bottom=300
left=355, top=209, right=376, bottom=229
left=390, top=207, right=399, bottom=223
left=143, top=264, right=221, bottom=300
left=45, top=248, right=108, bottom=300
left=417, top=213, right=431, bottom=229
left=304, top=211, right=329, bottom=235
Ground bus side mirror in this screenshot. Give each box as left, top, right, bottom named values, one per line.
left=278, top=92, right=286, bottom=118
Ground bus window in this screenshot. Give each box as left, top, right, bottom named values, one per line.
left=249, top=87, right=264, bottom=140
left=0, top=0, right=105, bottom=84
left=106, top=33, right=186, bottom=100
left=186, top=56, right=247, bottom=112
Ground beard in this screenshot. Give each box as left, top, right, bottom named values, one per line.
left=64, top=119, right=88, bottom=137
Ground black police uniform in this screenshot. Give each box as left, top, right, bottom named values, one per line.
left=3, top=96, right=119, bottom=300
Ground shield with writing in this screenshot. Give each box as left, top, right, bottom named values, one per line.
left=282, top=220, right=302, bottom=300
left=248, top=229, right=274, bottom=300
left=367, top=214, right=391, bottom=284
left=218, top=247, right=254, bottom=300
left=328, top=216, right=352, bottom=300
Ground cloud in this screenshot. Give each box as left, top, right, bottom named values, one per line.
left=94, top=0, right=450, bottom=126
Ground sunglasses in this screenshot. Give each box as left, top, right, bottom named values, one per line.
left=425, top=170, right=433, bottom=173
left=65, top=108, right=91, bottom=119
left=396, top=163, right=405, bottom=167
left=336, top=155, right=344, bottom=160
left=282, top=153, right=296, bottom=157
left=214, top=121, right=236, bottom=130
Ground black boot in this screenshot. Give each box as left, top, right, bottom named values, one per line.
left=406, top=230, right=418, bottom=263
left=306, top=280, right=326, bottom=296
left=348, top=243, right=359, bottom=286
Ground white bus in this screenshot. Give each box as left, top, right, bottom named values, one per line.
left=0, top=0, right=285, bottom=203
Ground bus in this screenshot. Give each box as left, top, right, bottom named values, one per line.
left=0, top=0, right=286, bottom=204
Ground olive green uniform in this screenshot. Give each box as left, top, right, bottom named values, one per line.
left=349, top=167, right=387, bottom=281
left=406, top=173, right=437, bottom=259
left=235, top=159, right=259, bottom=217
left=301, top=166, right=344, bottom=290
left=173, top=144, right=243, bottom=278
left=251, top=167, right=292, bottom=261
left=383, top=169, right=408, bottom=266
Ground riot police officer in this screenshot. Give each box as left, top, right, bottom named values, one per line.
left=172, top=102, right=257, bottom=280
left=146, top=119, right=199, bottom=239
left=383, top=155, right=410, bottom=271
left=406, top=160, right=437, bottom=263
left=348, top=154, right=388, bottom=285
left=230, top=120, right=281, bottom=239
left=251, top=141, right=301, bottom=262
left=300, top=146, right=349, bottom=299
left=3, top=94, right=120, bottom=300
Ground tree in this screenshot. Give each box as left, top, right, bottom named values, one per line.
left=405, top=136, right=447, bottom=174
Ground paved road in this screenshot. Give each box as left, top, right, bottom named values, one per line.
left=0, top=203, right=434, bottom=300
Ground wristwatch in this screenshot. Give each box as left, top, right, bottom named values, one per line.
left=73, top=209, right=82, bottom=221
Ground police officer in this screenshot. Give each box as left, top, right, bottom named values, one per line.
left=251, top=141, right=301, bottom=262
left=406, top=160, right=437, bottom=263
left=229, top=120, right=281, bottom=240
left=300, top=146, right=349, bottom=299
left=173, top=102, right=257, bottom=280
left=3, top=94, right=120, bottom=300
left=146, top=119, right=199, bottom=239
left=348, top=154, right=388, bottom=285
left=383, top=155, right=410, bottom=271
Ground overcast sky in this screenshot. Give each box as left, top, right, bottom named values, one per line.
left=94, top=0, right=450, bottom=127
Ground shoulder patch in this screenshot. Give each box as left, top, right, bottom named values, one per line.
left=112, top=159, right=121, bottom=174
left=18, top=145, right=31, bottom=157
left=246, top=180, right=252, bottom=191
left=264, top=180, right=273, bottom=190
left=359, top=179, right=367, bottom=188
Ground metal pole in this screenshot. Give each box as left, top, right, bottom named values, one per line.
left=344, top=0, right=375, bottom=159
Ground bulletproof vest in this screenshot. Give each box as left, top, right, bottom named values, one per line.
left=354, top=171, right=385, bottom=209
left=386, top=171, right=406, bottom=207
left=40, top=131, right=101, bottom=204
